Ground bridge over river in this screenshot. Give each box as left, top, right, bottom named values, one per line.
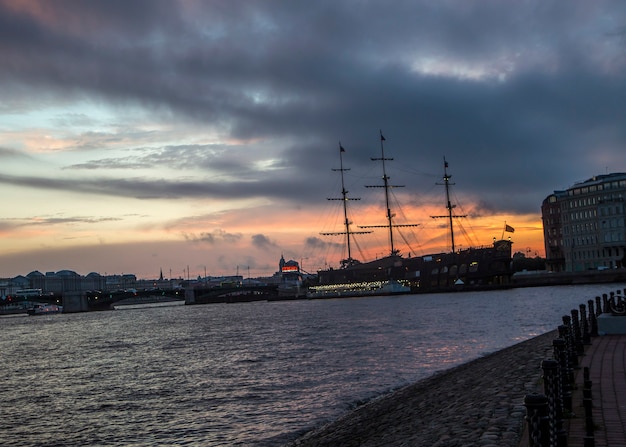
left=1, top=289, right=186, bottom=313
left=1, top=284, right=287, bottom=313
left=185, top=284, right=281, bottom=305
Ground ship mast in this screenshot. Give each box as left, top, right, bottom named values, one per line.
left=431, top=157, right=466, bottom=253
left=320, top=143, right=371, bottom=267
left=361, top=131, right=419, bottom=257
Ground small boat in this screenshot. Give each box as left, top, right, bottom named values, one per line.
left=27, top=303, right=63, bottom=315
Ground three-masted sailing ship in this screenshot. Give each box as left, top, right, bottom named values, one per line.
left=310, top=133, right=513, bottom=296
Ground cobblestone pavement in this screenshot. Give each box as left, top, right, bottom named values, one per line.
left=283, top=331, right=556, bottom=447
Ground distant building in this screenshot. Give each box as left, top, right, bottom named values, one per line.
left=1, top=270, right=182, bottom=300
left=0, top=276, right=29, bottom=298
left=542, top=173, right=626, bottom=272
left=256, top=255, right=303, bottom=286
left=542, top=190, right=567, bottom=272
left=14, top=271, right=138, bottom=293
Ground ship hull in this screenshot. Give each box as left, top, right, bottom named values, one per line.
left=307, top=279, right=410, bottom=299
left=316, top=240, right=513, bottom=295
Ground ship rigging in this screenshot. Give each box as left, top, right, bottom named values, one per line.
left=359, top=131, right=420, bottom=257
left=319, top=144, right=371, bottom=268
left=314, top=132, right=514, bottom=293
left=431, top=157, right=467, bottom=253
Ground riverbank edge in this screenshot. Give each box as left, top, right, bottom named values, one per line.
left=283, top=330, right=555, bottom=447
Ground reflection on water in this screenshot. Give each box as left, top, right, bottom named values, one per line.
left=1, top=284, right=619, bottom=446
left=113, top=300, right=186, bottom=310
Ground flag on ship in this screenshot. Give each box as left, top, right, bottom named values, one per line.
left=505, top=224, right=515, bottom=233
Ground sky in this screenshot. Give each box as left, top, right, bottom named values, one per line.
left=1, top=0, right=625, bottom=280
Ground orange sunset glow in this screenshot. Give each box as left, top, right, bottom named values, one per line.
left=1, top=1, right=624, bottom=279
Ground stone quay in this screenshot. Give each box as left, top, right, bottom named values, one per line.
left=284, top=289, right=626, bottom=447
left=284, top=330, right=556, bottom=447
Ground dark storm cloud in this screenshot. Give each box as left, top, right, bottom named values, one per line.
left=0, top=171, right=319, bottom=201
left=63, top=143, right=285, bottom=179
left=0, top=215, right=120, bottom=230
left=29, top=216, right=121, bottom=225
left=251, top=234, right=275, bottom=249
left=305, top=236, right=341, bottom=251
left=1, top=1, right=625, bottom=215
left=0, top=146, right=29, bottom=158
left=49, top=113, right=99, bottom=128
left=183, top=229, right=242, bottom=245
left=66, top=157, right=148, bottom=170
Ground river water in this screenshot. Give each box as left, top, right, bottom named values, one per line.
left=1, top=284, right=620, bottom=446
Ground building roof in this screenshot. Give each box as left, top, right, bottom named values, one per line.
left=574, top=172, right=626, bottom=187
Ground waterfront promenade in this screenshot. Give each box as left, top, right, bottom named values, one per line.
left=567, top=334, right=626, bottom=447
left=285, top=330, right=626, bottom=447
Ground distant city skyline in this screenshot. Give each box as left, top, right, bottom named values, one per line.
left=1, top=1, right=625, bottom=278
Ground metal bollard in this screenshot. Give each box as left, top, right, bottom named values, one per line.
left=583, top=366, right=594, bottom=445
left=583, top=397, right=595, bottom=447
left=580, top=304, right=591, bottom=345
left=588, top=300, right=598, bottom=337
left=595, top=296, right=602, bottom=317
left=583, top=367, right=592, bottom=400
left=553, top=338, right=572, bottom=413
left=561, top=316, right=579, bottom=369
left=571, top=309, right=584, bottom=356
left=525, top=393, right=551, bottom=447
left=542, top=359, right=567, bottom=447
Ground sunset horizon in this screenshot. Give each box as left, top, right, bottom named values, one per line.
left=1, top=1, right=623, bottom=279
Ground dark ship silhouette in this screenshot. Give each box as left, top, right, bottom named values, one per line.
left=310, top=133, right=513, bottom=296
